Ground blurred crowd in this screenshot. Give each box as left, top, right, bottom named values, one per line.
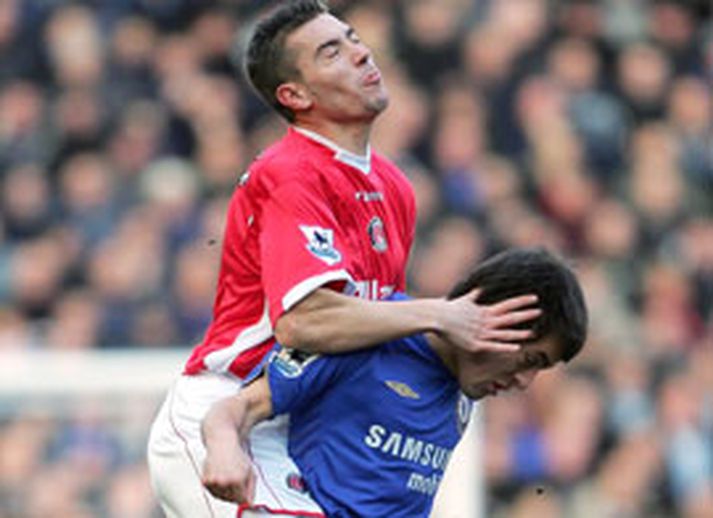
left=0, top=0, right=710, bottom=516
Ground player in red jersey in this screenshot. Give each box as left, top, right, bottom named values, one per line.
left=147, top=2, right=540, bottom=517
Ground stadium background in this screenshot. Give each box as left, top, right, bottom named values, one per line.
left=0, top=0, right=711, bottom=516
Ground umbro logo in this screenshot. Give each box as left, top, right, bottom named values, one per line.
left=385, top=380, right=420, bottom=399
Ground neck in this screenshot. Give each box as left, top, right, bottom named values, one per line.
left=425, top=333, right=458, bottom=377
left=295, top=119, right=371, bottom=156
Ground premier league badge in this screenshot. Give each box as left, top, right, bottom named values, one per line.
left=273, top=348, right=319, bottom=378
left=368, top=216, right=388, bottom=253
left=299, top=225, right=342, bottom=266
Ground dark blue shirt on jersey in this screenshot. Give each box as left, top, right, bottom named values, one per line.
left=266, top=294, right=472, bottom=518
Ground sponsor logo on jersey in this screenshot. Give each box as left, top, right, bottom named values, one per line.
left=272, top=348, right=319, bottom=378
left=385, top=380, right=420, bottom=400
left=299, top=225, right=342, bottom=266
left=367, top=216, right=388, bottom=253
left=364, top=424, right=453, bottom=472
left=355, top=191, right=384, bottom=202
left=407, top=471, right=442, bottom=496
left=346, top=279, right=394, bottom=300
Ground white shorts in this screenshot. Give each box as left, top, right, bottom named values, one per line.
left=147, top=372, right=323, bottom=518
left=240, top=510, right=322, bottom=518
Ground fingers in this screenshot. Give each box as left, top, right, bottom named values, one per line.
left=469, top=340, right=521, bottom=354
left=479, top=327, right=535, bottom=342
left=489, top=308, right=542, bottom=328
left=445, top=292, right=543, bottom=354
left=207, top=484, right=249, bottom=504
left=472, top=307, right=541, bottom=349
left=463, top=287, right=481, bottom=301
left=486, top=294, right=538, bottom=314
left=204, top=480, right=237, bottom=502
left=203, top=472, right=253, bottom=504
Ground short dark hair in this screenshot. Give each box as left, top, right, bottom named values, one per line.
left=448, top=247, right=588, bottom=362
left=245, top=0, right=329, bottom=122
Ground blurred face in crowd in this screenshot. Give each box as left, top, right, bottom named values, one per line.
left=278, top=13, right=389, bottom=124
left=455, top=337, right=562, bottom=400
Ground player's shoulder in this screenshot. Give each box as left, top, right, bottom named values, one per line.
left=268, top=345, right=361, bottom=386
left=248, top=133, right=324, bottom=191
left=372, top=153, right=413, bottom=191
left=390, top=332, right=430, bottom=356
left=371, top=151, right=404, bottom=176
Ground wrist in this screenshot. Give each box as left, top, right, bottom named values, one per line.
left=419, top=298, right=448, bottom=334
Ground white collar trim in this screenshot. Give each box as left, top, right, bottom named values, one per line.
left=294, top=126, right=372, bottom=174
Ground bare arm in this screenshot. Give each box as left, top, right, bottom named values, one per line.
left=275, top=287, right=541, bottom=354
left=201, top=378, right=273, bottom=504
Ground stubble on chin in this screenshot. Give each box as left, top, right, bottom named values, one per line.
left=368, top=93, right=389, bottom=115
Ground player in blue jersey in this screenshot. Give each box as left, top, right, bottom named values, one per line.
left=201, top=247, right=588, bottom=517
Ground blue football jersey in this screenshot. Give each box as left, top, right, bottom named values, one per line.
left=267, top=295, right=471, bottom=517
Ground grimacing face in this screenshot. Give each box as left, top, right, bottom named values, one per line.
left=456, top=337, right=563, bottom=400
left=283, top=13, right=389, bottom=122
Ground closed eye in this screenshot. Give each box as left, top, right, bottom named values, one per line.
left=521, top=351, right=552, bottom=370
left=315, top=39, right=340, bottom=60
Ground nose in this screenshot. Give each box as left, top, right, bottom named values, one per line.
left=350, top=40, right=371, bottom=66
left=513, top=369, right=537, bottom=390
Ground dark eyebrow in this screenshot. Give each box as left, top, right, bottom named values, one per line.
left=314, top=27, right=357, bottom=59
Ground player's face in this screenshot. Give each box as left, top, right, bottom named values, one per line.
left=455, top=337, right=563, bottom=400
left=285, top=14, right=389, bottom=122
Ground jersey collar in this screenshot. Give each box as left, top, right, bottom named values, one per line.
left=293, top=126, right=372, bottom=175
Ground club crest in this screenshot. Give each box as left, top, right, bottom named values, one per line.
left=368, top=216, right=388, bottom=253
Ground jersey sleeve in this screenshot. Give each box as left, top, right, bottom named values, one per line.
left=267, top=348, right=347, bottom=416
left=260, top=180, right=355, bottom=325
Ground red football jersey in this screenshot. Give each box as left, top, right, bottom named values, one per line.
left=184, top=128, right=416, bottom=378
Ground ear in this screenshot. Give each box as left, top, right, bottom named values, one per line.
left=276, top=82, right=312, bottom=114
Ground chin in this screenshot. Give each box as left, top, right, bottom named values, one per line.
left=465, top=386, right=489, bottom=401
left=368, top=93, right=389, bottom=114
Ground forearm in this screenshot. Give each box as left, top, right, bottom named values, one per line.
left=275, top=288, right=448, bottom=353
left=201, top=380, right=273, bottom=503
left=201, top=399, right=251, bottom=467
left=201, top=381, right=272, bottom=452
left=275, top=287, right=542, bottom=356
